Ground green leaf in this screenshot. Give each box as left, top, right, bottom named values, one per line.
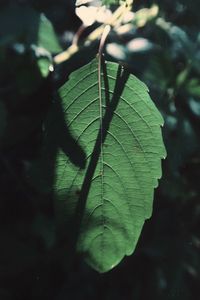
left=0, top=6, right=61, bottom=53
left=186, top=78, right=200, bottom=98
left=102, top=0, right=120, bottom=5
left=37, top=14, right=62, bottom=53
left=37, top=56, right=52, bottom=78
left=54, top=58, right=166, bottom=272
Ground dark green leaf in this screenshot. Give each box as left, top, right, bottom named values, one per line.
left=55, top=58, right=166, bottom=272
left=0, top=5, right=61, bottom=53
left=186, top=78, right=200, bottom=98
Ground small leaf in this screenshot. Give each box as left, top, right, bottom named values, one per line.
left=186, top=78, right=200, bottom=98
left=127, top=38, right=154, bottom=53
left=75, top=5, right=112, bottom=26
left=133, top=5, right=159, bottom=28
left=37, top=57, right=52, bottom=78
left=55, top=58, right=166, bottom=272
left=37, top=14, right=62, bottom=53
left=102, top=0, right=120, bottom=6
left=106, top=43, right=127, bottom=60
left=189, top=98, right=200, bottom=117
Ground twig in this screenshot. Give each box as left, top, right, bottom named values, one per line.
left=54, top=0, right=133, bottom=65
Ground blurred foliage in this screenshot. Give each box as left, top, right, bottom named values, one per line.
left=0, top=0, right=200, bottom=299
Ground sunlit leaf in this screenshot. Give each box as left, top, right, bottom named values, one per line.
left=127, top=38, right=153, bottom=53
left=102, top=0, right=120, bottom=5
left=37, top=14, right=62, bottom=53
left=54, top=58, right=166, bottom=272
left=106, top=43, right=126, bottom=60
left=134, top=5, right=159, bottom=28
left=75, top=4, right=112, bottom=26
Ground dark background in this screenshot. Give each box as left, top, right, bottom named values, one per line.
left=0, top=0, right=200, bottom=299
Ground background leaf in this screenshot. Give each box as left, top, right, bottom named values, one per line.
left=102, top=0, right=120, bottom=5
left=55, top=58, right=166, bottom=273
left=0, top=5, right=61, bottom=53
left=37, top=13, right=62, bottom=53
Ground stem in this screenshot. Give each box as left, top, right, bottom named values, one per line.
left=54, top=25, right=105, bottom=64
left=72, top=24, right=86, bottom=46
left=97, top=24, right=111, bottom=215
left=98, top=25, right=111, bottom=57
left=54, top=0, right=134, bottom=65
left=98, top=24, right=111, bottom=180
left=98, top=25, right=111, bottom=117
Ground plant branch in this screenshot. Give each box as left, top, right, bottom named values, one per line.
left=54, top=0, right=133, bottom=65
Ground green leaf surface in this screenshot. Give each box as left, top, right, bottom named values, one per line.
left=186, top=78, right=200, bottom=97
left=102, top=0, right=120, bottom=5
left=37, top=14, right=62, bottom=53
left=55, top=58, right=166, bottom=273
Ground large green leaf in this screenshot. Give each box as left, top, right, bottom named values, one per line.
left=55, top=58, right=166, bottom=273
